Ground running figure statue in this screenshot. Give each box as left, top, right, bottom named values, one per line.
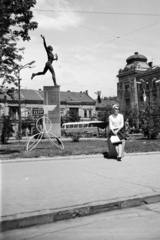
left=31, top=35, right=58, bottom=86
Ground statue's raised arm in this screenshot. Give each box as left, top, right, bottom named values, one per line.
left=41, top=35, right=47, bottom=52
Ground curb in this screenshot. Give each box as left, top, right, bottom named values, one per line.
left=1, top=194, right=160, bottom=232
left=0, top=151, right=160, bottom=164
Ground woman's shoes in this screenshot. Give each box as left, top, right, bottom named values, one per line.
left=117, top=157, right=122, bottom=161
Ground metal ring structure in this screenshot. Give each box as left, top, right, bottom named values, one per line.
left=26, top=116, right=64, bottom=151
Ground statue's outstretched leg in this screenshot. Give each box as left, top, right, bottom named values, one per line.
left=52, top=72, right=57, bottom=86
left=31, top=65, right=48, bottom=80
left=48, top=65, right=57, bottom=86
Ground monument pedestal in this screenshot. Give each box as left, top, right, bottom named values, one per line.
left=43, top=86, right=61, bottom=137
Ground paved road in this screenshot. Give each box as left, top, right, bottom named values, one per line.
left=1, top=154, right=160, bottom=217
left=1, top=202, right=160, bottom=240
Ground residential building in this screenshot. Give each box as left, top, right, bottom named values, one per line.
left=0, top=89, right=96, bottom=136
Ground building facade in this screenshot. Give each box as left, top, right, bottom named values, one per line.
left=117, top=52, right=160, bottom=113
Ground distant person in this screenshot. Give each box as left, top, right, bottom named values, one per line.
left=125, top=119, right=130, bottom=136
left=108, top=104, right=126, bottom=161
left=26, top=127, right=30, bottom=136
left=31, top=35, right=58, bottom=86
left=131, top=125, right=135, bottom=134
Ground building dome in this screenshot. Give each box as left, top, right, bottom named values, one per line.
left=126, top=52, right=147, bottom=64
left=125, top=52, right=149, bottom=70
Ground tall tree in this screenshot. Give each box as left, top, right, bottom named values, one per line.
left=0, top=0, right=38, bottom=86
left=97, top=105, right=112, bottom=122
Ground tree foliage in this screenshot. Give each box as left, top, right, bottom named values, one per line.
left=0, top=0, right=38, bottom=85
left=97, top=105, right=112, bottom=122
left=61, top=109, right=81, bottom=125
left=126, top=101, right=160, bottom=138
left=139, top=101, right=160, bottom=139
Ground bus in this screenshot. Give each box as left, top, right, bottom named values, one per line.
left=61, top=121, right=108, bottom=137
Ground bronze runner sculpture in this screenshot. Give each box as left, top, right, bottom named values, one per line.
left=31, top=35, right=58, bottom=86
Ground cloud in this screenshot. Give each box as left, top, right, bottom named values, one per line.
left=33, top=0, right=83, bottom=31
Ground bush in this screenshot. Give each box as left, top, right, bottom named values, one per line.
left=71, top=133, right=81, bottom=142
left=1, top=116, right=14, bottom=144
left=142, top=124, right=159, bottom=139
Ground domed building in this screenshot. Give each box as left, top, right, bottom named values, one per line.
left=117, top=52, right=160, bottom=126
left=125, top=52, right=149, bottom=70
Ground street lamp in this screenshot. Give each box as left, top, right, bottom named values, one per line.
left=18, top=61, right=35, bottom=140
left=137, top=77, right=160, bottom=125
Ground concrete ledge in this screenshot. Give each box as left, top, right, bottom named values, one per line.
left=1, top=151, right=160, bottom=164
left=1, top=194, right=160, bottom=232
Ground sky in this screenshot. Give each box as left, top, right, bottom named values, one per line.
left=7, top=0, right=160, bottom=99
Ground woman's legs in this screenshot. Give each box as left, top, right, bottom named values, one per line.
left=118, top=143, right=122, bottom=158
left=115, top=145, right=119, bottom=156
left=122, top=139, right=125, bottom=157
left=117, top=139, right=125, bottom=160
left=31, top=65, right=48, bottom=79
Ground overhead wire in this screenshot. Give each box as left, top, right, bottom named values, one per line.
left=53, top=18, right=160, bottom=61
left=27, top=9, right=160, bottom=92
left=33, top=10, right=160, bottom=56
left=29, top=11, right=160, bottom=89
left=33, top=9, right=160, bottom=17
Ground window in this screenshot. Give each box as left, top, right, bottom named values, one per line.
left=153, top=94, right=157, bottom=101
left=84, top=110, right=87, bottom=118
left=126, top=99, right=130, bottom=107
left=89, top=110, right=92, bottom=118
left=69, top=108, right=78, bottom=114
left=73, top=124, right=78, bottom=128
left=125, top=84, right=129, bottom=92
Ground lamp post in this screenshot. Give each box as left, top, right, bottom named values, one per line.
left=136, top=78, right=160, bottom=126
left=18, top=61, right=35, bottom=140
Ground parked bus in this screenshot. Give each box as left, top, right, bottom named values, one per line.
left=61, top=121, right=108, bottom=137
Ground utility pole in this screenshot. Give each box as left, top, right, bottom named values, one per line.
left=17, top=61, right=35, bottom=140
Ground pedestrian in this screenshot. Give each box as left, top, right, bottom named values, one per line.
left=125, top=118, right=130, bottom=136
left=108, top=104, right=126, bottom=161
left=31, top=35, right=58, bottom=86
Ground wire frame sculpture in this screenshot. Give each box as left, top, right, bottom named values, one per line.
left=26, top=116, right=64, bottom=151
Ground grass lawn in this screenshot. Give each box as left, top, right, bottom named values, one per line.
left=0, top=136, right=160, bottom=160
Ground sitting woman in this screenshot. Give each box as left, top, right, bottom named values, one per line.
left=108, top=104, right=126, bottom=161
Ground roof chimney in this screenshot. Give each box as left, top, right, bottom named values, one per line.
left=86, top=90, right=88, bottom=95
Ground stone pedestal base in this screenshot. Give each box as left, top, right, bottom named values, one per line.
left=43, top=86, right=60, bottom=137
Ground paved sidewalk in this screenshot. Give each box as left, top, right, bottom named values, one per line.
left=2, top=203, right=160, bottom=240
left=0, top=153, right=160, bottom=231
